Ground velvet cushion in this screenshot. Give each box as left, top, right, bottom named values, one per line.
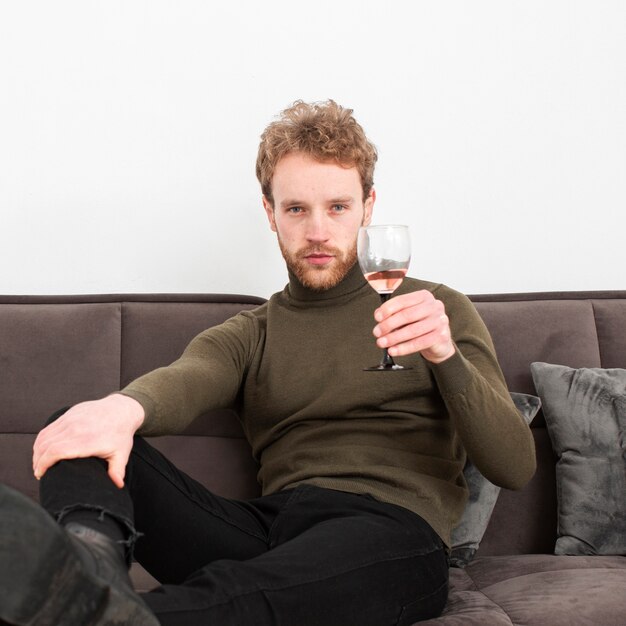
left=449, top=392, right=541, bottom=567
left=530, top=362, right=626, bottom=556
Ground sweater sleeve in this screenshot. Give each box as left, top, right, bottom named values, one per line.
left=119, top=311, right=259, bottom=436
left=428, top=286, right=536, bottom=490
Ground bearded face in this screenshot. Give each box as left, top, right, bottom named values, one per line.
left=263, top=153, right=375, bottom=293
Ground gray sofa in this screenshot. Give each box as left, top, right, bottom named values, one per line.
left=1, top=290, right=625, bottom=625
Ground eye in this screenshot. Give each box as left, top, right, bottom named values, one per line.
left=331, top=204, right=346, bottom=213
left=287, top=206, right=303, bottom=214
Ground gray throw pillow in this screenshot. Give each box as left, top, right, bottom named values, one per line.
left=449, top=392, right=541, bottom=567
left=530, top=362, right=626, bottom=556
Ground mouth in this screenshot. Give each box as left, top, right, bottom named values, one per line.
left=304, top=253, right=335, bottom=266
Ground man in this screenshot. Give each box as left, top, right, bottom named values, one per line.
left=0, top=100, right=536, bottom=625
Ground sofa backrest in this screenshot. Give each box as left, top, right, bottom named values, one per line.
left=1, top=290, right=625, bottom=556
left=0, top=294, right=265, bottom=506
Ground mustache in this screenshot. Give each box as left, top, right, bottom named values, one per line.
left=296, top=245, right=342, bottom=259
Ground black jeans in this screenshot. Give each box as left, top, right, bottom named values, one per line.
left=40, top=414, right=449, bottom=626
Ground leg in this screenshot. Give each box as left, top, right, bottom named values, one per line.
left=123, top=435, right=281, bottom=583
left=39, top=408, right=276, bottom=581
left=38, top=406, right=137, bottom=559
left=1, top=407, right=278, bottom=625
left=0, top=483, right=158, bottom=625
left=142, top=485, right=449, bottom=626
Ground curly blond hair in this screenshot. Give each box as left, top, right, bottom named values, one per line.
left=256, top=100, right=378, bottom=205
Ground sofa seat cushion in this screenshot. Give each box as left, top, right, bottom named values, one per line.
left=422, top=554, right=626, bottom=625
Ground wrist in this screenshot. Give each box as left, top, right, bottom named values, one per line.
left=107, top=393, right=145, bottom=431
left=423, top=343, right=456, bottom=365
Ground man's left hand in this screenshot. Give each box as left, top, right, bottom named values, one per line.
left=373, top=289, right=456, bottom=364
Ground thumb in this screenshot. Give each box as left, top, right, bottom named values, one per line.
left=107, top=455, right=127, bottom=489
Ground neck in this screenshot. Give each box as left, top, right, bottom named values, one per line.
left=286, top=262, right=368, bottom=303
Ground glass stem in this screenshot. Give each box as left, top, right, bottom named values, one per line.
left=379, top=293, right=396, bottom=368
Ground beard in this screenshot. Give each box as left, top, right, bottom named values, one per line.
left=277, top=237, right=358, bottom=292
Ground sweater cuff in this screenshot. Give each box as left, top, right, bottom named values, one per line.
left=428, top=346, right=474, bottom=398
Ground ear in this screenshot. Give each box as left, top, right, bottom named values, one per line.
left=362, top=188, right=375, bottom=226
left=262, top=196, right=277, bottom=232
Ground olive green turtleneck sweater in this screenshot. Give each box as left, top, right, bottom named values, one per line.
left=121, top=263, right=536, bottom=547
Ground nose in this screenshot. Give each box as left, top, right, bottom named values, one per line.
left=305, top=211, right=331, bottom=243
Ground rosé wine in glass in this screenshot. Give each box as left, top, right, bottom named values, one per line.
left=357, top=225, right=412, bottom=371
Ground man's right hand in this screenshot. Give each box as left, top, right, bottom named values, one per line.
left=32, top=394, right=145, bottom=489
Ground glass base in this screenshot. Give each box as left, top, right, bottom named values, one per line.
left=363, top=364, right=413, bottom=371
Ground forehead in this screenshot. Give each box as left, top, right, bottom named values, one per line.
left=271, top=152, right=362, bottom=201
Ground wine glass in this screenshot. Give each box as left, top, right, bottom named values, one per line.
left=357, top=224, right=412, bottom=371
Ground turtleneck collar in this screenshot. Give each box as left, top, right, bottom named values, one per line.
left=284, top=261, right=370, bottom=306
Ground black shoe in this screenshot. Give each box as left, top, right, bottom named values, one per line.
left=0, top=484, right=158, bottom=626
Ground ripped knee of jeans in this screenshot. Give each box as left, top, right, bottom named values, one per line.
left=54, top=503, right=143, bottom=567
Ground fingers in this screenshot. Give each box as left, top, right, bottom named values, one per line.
left=33, top=407, right=89, bottom=478
left=34, top=427, right=128, bottom=487
left=31, top=396, right=141, bottom=485
left=373, top=290, right=442, bottom=340
left=383, top=323, right=454, bottom=361
left=376, top=316, right=446, bottom=354
left=33, top=419, right=72, bottom=479
left=33, top=423, right=87, bottom=480
left=373, top=290, right=455, bottom=362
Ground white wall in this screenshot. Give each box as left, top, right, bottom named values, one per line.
left=1, top=1, right=624, bottom=298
